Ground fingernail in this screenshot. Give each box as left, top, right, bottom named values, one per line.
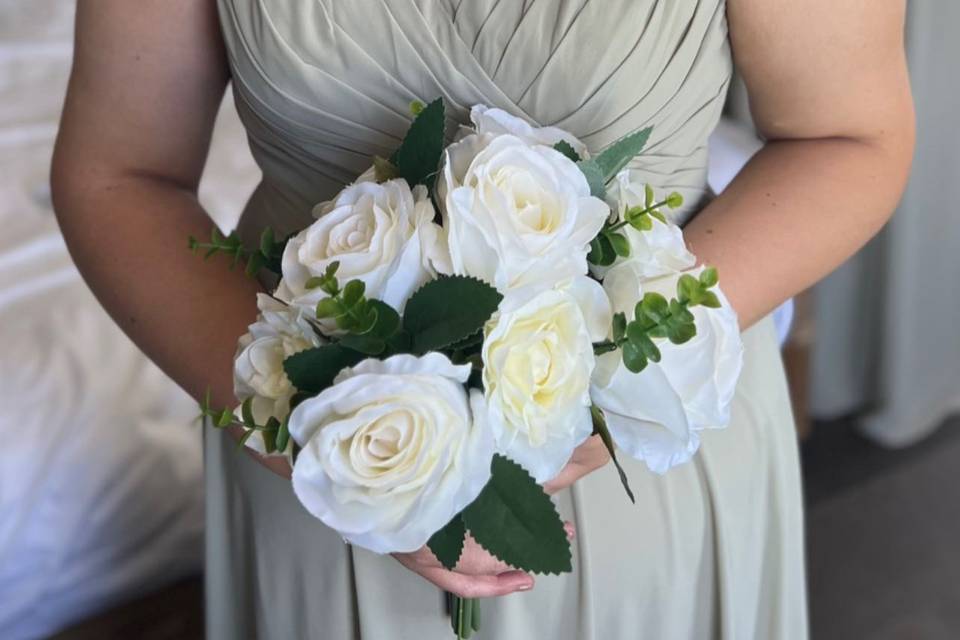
left=564, top=521, right=576, bottom=540
left=518, top=580, right=534, bottom=591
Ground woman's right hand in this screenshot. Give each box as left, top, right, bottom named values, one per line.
left=393, top=524, right=575, bottom=598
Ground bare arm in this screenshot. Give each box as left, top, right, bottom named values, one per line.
left=51, top=1, right=285, bottom=469
left=685, top=0, right=915, bottom=327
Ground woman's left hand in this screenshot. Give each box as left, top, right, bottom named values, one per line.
left=542, top=434, right=611, bottom=495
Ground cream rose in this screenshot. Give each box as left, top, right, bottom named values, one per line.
left=279, top=179, right=448, bottom=315
left=469, top=105, right=589, bottom=158
left=288, top=354, right=494, bottom=554
left=591, top=265, right=744, bottom=473
left=481, top=277, right=612, bottom=483
left=438, top=114, right=608, bottom=293
left=233, top=294, right=323, bottom=461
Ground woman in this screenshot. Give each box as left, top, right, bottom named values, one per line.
left=51, top=1, right=914, bottom=638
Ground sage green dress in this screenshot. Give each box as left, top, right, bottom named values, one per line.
left=206, top=1, right=809, bottom=638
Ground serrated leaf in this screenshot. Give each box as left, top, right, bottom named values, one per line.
left=428, top=514, right=466, bottom=570
left=577, top=158, right=606, bottom=199
left=368, top=300, right=400, bottom=338
left=338, top=333, right=386, bottom=355
left=553, top=140, right=581, bottom=162
left=594, top=127, right=652, bottom=183
left=391, top=97, right=445, bottom=190
left=283, top=344, right=366, bottom=394
left=462, top=454, right=571, bottom=575
left=403, top=276, right=502, bottom=354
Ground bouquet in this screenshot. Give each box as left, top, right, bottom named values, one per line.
left=191, top=99, right=743, bottom=639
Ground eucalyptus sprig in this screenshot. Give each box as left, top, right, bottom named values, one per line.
left=307, top=262, right=402, bottom=356
left=594, top=267, right=722, bottom=373
left=188, top=226, right=287, bottom=277
left=196, top=389, right=291, bottom=455
left=588, top=186, right=685, bottom=267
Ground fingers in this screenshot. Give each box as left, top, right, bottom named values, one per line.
left=543, top=435, right=610, bottom=494
left=424, top=566, right=534, bottom=599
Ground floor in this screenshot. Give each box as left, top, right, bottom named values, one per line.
left=804, top=416, right=960, bottom=639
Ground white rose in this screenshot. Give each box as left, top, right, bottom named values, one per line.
left=481, top=277, right=612, bottom=483
left=279, top=179, right=448, bottom=314
left=591, top=170, right=696, bottom=280
left=469, top=105, right=589, bottom=159
left=438, top=129, right=608, bottom=293
left=233, top=294, right=324, bottom=461
left=288, top=353, right=494, bottom=554
left=591, top=265, right=744, bottom=474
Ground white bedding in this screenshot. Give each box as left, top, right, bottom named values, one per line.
left=0, top=4, right=257, bottom=638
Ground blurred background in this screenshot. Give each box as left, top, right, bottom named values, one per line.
left=1, top=2, right=957, bottom=639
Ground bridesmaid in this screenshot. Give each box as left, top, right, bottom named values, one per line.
left=52, top=1, right=913, bottom=638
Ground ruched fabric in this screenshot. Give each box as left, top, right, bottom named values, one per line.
left=206, top=2, right=808, bottom=638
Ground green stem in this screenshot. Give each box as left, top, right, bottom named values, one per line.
left=606, top=199, right=672, bottom=233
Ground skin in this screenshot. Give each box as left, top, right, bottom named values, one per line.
left=52, top=0, right=913, bottom=600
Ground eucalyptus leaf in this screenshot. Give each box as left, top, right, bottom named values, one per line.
left=577, top=158, right=606, bottom=199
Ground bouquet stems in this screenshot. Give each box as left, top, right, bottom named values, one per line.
left=447, top=593, right=481, bottom=639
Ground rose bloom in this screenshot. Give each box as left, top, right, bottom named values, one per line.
left=482, top=277, right=611, bottom=483
left=233, top=294, right=323, bottom=461
left=591, top=265, right=744, bottom=474
left=288, top=354, right=494, bottom=554
left=279, top=178, right=448, bottom=315
left=437, top=109, right=608, bottom=293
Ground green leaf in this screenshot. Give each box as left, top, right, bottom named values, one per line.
left=275, top=415, right=290, bottom=454
left=259, top=227, right=275, bottom=257
left=594, top=127, right=652, bottom=183
left=283, top=344, right=366, bottom=394
left=666, top=322, right=697, bottom=345
left=338, top=333, right=387, bottom=356
left=677, top=274, right=701, bottom=305
left=591, top=406, right=636, bottom=503
left=262, top=417, right=280, bottom=454
left=587, top=234, right=616, bottom=267
left=609, top=232, right=631, bottom=258
left=391, top=97, right=445, bottom=189
left=462, top=455, right=572, bottom=575
left=552, top=140, right=581, bottom=163
left=216, top=408, right=234, bottom=428
left=367, top=300, right=401, bottom=339
left=638, top=292, right=669, bottom=324
left=427, top=514, right=466, bottom=570
left=241, top=397, right=255, bottom=427
left=403, top=276, right=502, bottom=354
left=699, top=266, right=719, bottom=288
left=316, top=297, right=344, bottom=319
left=373, top=155, right=400, bottom=182
left=644, top=184, right=655, bottom=208
left=341, top=280, right=366, bottom=308
left=622, top=340, right=648, bottom=373
left=700, top=291, right=722, bottom=309
left=612, top=312, right=627, bottom=342
left=577, top=159, right=606, bottom=199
